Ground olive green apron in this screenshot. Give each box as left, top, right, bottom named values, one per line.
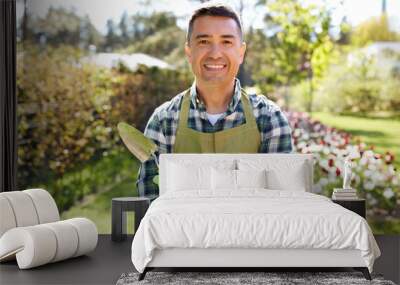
left=174, top=89, right=261, bottom=153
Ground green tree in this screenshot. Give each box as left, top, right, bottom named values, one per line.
left=244, top=27, right=272, bottom=88
left=252, top=0, right=336, bottom=111
left=19, top=0, right=34, bottom=42
left=80, top=15, right=104, bottom=49
left=130, top=11, right=177, bottom=41
left=122, top=12, right=187, bottom=67
left=124, top=26, right=187, bottom=67
left=29, top=7, right=103, bottom=48
left=352, top=14, right=399, bottom=47
left=119, top=11, right=130, bottom=46
left=105, top=19, right=119, bottom=50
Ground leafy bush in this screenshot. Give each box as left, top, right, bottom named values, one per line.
left=380, top=66, right=400, bottom=111
left=287, top=80, right=311, bottom=112
left=110, top=64, right=192, bottom=132
left=17, top=45, right=115, bottom=180
left=315, top=52, right=400, bottom=113
left=17, top=44, right=118, bottom=209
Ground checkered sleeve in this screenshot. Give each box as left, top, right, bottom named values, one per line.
left=136, top=110, right=167, bottom=199
left=256, top=97, right=293, bottom=153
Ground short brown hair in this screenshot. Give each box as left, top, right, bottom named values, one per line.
left=186, top=3, right=243, bottom=43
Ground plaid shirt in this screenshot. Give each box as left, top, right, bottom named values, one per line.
left=136, top=79, right=293, bottom=198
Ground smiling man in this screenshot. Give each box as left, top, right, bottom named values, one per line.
left=137, top=3, right=293, bottom=198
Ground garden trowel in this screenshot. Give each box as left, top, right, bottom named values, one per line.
left=117, top=122, right=159, bottom=185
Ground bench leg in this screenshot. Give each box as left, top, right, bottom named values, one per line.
left=138, top=268, right=148, bottom=281
left=112, top=202, right=127, bottom=242
left=354, top=267, right=371, bottom=280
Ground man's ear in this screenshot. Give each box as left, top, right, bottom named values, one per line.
left=239, top=42, right=246, bottom=64
left=185, top=42, right=192, bottom=64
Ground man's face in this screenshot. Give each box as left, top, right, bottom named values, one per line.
left=185, top=16, right=246, bottom=86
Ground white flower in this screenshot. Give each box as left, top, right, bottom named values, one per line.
left=297, top=141, right=306, bottom=150
left=370, top=171, right=382, bottom=182
left=360, top=157, right=368, bottom=166
left=334, top=149, right=346, bottom=157
left=392, top=176, right=399, bottom=186
left=364, top=170, right=373, bottom=178
left=309, top=144, right=323, bottom=152
left=383, top=188, right=395, bottom=199
left=301, top=148, right=310, bottom=154
left=363, top=150, right=374, bottom=158
left=368, top=163, right=377, bottom=171
left=301, top=133, right=310, bottom=140
left=313, top=152, right=321, bottom=160
left=348, top=149, right=361, bottom=160
left=388, top=165, right=396, bottom=175
left=364, top=181, right=375, bottom=190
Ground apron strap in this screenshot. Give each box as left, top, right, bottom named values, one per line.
left=240, top=89, right=258, bottom=128
left=178, top=88, right=257, bottom=130
left=178, top=89, right=192, bottom=131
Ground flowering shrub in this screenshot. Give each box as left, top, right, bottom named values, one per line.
left=286, top=111, right=399, bottom=217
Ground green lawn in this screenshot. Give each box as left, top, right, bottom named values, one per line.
left=60, top=149, right=140, bottom=234
left=61, top=177, right=139, bottom=234
left=311, top=112, right=400, bottom=169
left=369, top=219, right=400, bottom=234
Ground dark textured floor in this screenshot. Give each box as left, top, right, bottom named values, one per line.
left=117, top=271, right=396, bottom=285
left=0, top=235, right=398, bottom=285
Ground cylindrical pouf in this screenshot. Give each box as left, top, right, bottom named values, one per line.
left=64, top=218, right=98, bottom=257
left=42, top=221, right=79, bottom=262
left=0, top=226, right=57, bottom=269
left=0, top=189, right=60, bottom=238
left=23, top=189, right=60, bottom=224
left=0, top=191, right=39, bottom=227
left=0, top=218, right=98, bottom=269
left=0, top=196, right=17, bottom=237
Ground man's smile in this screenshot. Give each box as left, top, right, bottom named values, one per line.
left=203, top=63, right=227, bottom=71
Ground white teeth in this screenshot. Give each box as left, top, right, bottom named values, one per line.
left=205, top=64, right=225, bottom=69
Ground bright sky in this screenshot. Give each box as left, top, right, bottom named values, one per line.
left=17, top=0, right=400, bottom=34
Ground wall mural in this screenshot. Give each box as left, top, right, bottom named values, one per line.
left=15, top=0, right=400, bottom=234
